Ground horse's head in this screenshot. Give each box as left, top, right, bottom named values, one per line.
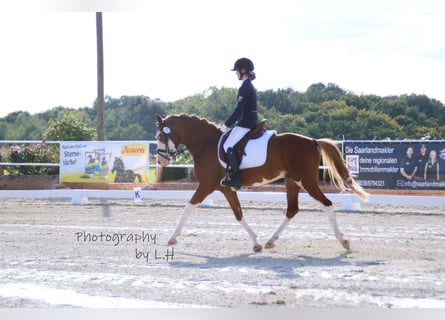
left=111, top=156, right=124, bottom=173
left=155, top=114, right=221, bottom=167
left=155, top=115, right=179, bottom=167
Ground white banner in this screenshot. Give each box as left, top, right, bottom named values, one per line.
left=60, top=141, right=148, bottom=183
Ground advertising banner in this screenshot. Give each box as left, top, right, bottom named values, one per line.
left=60, top=141, right=148, bottom=183
left=343, top=140, right=445, bottom=190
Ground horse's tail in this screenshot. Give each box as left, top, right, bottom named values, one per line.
left=316, top=139, right=369, bottom=202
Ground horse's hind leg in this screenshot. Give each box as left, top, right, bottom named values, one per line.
left=265, top=176, right=300, bottom=249
left=322, top=205, right=350, bottom=250
left=305, top=184, right=350, bottom=250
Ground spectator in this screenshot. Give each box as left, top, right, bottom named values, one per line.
left=414, top=144, right=428, bottom=181
left=424, top=150, right=440, bottom=181
left=400, top=147, right=417, bottom=180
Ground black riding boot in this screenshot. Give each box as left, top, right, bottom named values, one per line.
left=221, top=147, right=242, bottom=190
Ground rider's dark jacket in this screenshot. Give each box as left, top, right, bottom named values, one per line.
left=224, top=78, right=258, bottom=129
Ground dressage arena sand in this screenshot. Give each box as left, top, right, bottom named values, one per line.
left=0, top=197, right=444, bottom=308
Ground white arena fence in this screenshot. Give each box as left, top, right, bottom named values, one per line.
left=1, top=140, right=444, bottom=210
left=0, top=189, right=444, bottom=211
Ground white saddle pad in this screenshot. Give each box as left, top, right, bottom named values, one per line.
left=218, top=130, right=276, bottom=170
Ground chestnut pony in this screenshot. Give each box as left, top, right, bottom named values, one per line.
left=156, top=114, right=368, bottom=252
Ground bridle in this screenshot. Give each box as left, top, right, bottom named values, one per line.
left=156, top=125, right=175, bottom=161
left=156, top=124, right=186, bottom=161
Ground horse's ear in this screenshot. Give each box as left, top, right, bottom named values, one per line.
left=156, top=115, right=164, bottom=127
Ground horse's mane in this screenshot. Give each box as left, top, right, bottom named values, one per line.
left=167, top=113, right=219, bottom=130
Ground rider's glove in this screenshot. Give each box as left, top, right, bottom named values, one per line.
left=220, top=123, right=228, bottom=132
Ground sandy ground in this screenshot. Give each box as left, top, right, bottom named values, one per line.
left=0, top=197, right=444, bottom=308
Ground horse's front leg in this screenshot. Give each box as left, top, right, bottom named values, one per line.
left=223, top=189, right=262, bottom=252
left=239, top=217, right=262, bottom=252
left=167, top=202, right=197, bottom=246
left=168, top=184, right=213, bottom=246
left=265, top=215, right=291, bottom=249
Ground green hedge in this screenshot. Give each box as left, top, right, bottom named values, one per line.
left=161, top=167, right=188, bottom=181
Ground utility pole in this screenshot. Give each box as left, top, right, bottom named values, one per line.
left=96, top=12, right=105, bottom=141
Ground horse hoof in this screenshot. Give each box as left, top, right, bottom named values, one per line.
left=264, top=241, right=275, bottom=249
left=253, top=244, right=263, bottom=252
left=341, top=239, right=350, bottom=251
left=167, top=239, right=177, bottom=246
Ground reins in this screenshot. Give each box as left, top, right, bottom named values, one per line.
left=156, top=145, right=187, bottom=161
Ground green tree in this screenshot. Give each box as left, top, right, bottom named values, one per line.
left=45, top=110, right=96, bottom=141
left=172, top=87, right=237, bottom=123
left=1, top=83, right=445, bottom=141
left=2, top=111, right=46, bottom=140
left=102, top=95, right=166, bottom=140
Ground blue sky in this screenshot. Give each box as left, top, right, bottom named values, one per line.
left=1, top=0, right=444, bottom=117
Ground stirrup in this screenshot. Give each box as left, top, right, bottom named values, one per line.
left=220, top=175, right=241, bottom=190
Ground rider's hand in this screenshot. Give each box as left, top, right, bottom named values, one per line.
left=220, top=123, right=228, bottom=132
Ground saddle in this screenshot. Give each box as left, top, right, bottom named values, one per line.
left=219, top=119, right=268, bottom=165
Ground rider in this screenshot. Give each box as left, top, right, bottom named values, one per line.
left=220, top=57, right=258, bottom=189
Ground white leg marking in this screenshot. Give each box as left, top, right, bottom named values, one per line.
left=322, top=205, right=350, bottom=250
left=324, top=205, right=341, bottom=236
left=239, top=217, right=262, bottom=251
left=168, top=203, right=197, bottom=246
left=265, top=216, right=291, bottom=249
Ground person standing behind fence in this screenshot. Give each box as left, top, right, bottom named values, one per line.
left=424, top=149, right=440, bottom=181
left=400, top=147, right=417, bottom=180
left=414, top=144, right=428, bottom=181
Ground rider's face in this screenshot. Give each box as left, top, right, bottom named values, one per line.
left=236, top=69, right=241, bottom=80
left=236, top=69, right=248, bottom=80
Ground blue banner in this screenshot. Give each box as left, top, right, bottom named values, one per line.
left=343, top=140, right=445, bottom=190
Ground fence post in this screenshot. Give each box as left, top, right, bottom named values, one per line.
left=71, top=190, right=89, bottom=205
left=340, top=194, right=362, bottom=211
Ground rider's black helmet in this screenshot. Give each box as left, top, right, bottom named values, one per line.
left=231, top=58, right=254, bottom=72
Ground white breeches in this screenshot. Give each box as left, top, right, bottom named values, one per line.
left=223, top=126, right=250, bottom=152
